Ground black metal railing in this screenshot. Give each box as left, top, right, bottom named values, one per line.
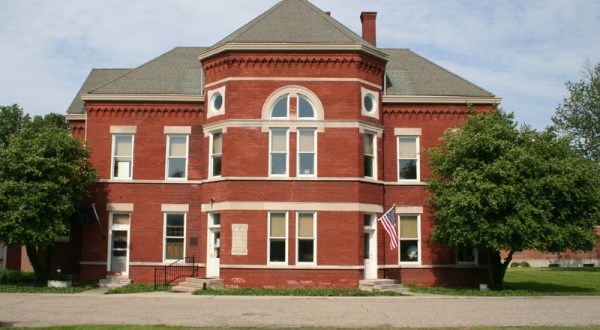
left=154, top=256, right=197, bottom=287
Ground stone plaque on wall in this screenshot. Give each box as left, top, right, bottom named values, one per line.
left=231, top=224, right=248, bottom=255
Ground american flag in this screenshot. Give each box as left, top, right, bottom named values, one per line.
left=378, top=205, right=398, bottom=250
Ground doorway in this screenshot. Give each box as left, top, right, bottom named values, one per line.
left=364, top=214, right=378, bottom=279
left=206, top=213, right=221, bottom=278
left=109, top=213, right=130, bottom=275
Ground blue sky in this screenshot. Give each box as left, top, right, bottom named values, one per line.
left=1, top=0, right=599, bottom=130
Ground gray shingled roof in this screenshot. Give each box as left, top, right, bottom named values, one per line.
left=208, top=0, right=372, bottom=50
left=383, top=48, right=494, bottom=97
left=67, top=1, right=495, bottom=114
left=90, top=47, right=206, bottom=95
left=67, top=68, right=131, bottom=114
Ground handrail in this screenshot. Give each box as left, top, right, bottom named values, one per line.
left=154, top=256, right=197, bottom=288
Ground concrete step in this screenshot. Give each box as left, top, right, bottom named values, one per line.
left=358, top=279, right=410, bottom=293
left=172, top=277, right=224, bottom=293
left=98, top=277, right=132, bottom=288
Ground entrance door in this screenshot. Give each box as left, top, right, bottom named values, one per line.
left=109, top=213, right=130, bottom=275
left=206, top=213, right=221, bottom=278
left=364, top=214, right=378, bottom=279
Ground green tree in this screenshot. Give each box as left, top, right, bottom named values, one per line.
left=0, top=110, right=97, bottom=283
left=552, top=61, right=600, bottom=162
left=426, top=108, right=600, bottom=289
left=0, top=104, right=30, bottom=147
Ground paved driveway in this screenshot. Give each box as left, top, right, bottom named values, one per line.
left=1, top=290, right=599, bottom=328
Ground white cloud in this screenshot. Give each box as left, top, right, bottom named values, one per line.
left=0, top=0, right=598, bottom=129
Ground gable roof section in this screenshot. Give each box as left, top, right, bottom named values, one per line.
left=383, top=48, right=495, bottom=98
left=200, top=0, right=386, bottom=61
left=89, top=47, right=206, bottom=96
left=67, top=68, right=131, bottom=114
left=214, top=0, right=370, bottom=46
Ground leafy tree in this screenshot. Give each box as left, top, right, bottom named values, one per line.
left=552, top=61, right=600, bottom=162
left=426, top=108, right=600, bottom=289
left=0, top=110, right=97, bottom=283
left=0, top=104, right=30, bottom=147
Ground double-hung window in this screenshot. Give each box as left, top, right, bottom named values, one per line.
left=270, top=129, right=288, bottom=176
left=398, top=215, right=420, bottom=263
left=268, top=212, right=287, bottom=264
left=210, top=131, right=222, bottom=177
left=112, top=134, right=133, bottom=179
left=166, top=135, right=188, bottom=179
left=297, top=129, right=316, bottom=176
left=364, top=132, right=376, bottom=178
left=266, top=88, right=320, bottom=178
left=297, top=212, right=316, bottom=264
left=397, top=136, right=419, bottom=181
left=164, top=213, right=185, bottom=261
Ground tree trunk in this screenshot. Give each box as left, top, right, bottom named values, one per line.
left=485, top=250, right=514, bottom=290
left=25, top=244, right=54, bottom=285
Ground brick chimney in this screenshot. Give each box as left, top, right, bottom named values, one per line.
left=360, top=12, right=377, bottom=46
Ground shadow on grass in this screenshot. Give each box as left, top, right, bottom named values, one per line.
left=545, top=267, right=600, bottom=272
left=504, top=281, right=596, bottom=294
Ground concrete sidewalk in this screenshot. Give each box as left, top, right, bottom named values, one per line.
left=1, top=291, right=599, bottom=328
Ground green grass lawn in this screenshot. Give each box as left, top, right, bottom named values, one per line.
left=410, top=267, right=600, bottom=296
left=504, top=267, right=600, bottom=295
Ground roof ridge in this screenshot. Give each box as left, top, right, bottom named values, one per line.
left=212, top=1, right=285, bottom=47
left=90, top=48, right=183, bottom=93
left=89, top=47, right=194, bottom=94
left=401, top=49, right=495, bottom=97
left=207, top=0, right=371, bottom=51
left=307, top=1, right=372, bottom=46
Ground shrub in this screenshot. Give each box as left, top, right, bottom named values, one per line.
left=0, top=270, right=36, bottom=284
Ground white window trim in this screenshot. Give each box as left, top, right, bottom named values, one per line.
left=268, top=212, right=288, bottom=265
left=111, top=134, right=134, bottom=180
left=262, top=85, right=324, bottom=121
left=398, top=214, right=421, bottom=265
left=296, top=128, right=317, bottom=177
left=209, top=131, right=222, bottom=178
left=165, top=134, right=189, bottom=180
left=361, top=87, right=380, bottom=119
left=107, top=212, right=131, bottom=273
left=271, top=94, right=291, bottom=119
left=296, top=212, right=317, bottom=266
left=163, top=212, right=187, bottom=262
left=397, top=135, right=420, bottom=182
left=364, top=131, right=377, bottom=180
left=269, top=128, right=289, bottom=177
left=207, top=86, right=226, bottom=118
left=456, top=248, right=478, bottom=265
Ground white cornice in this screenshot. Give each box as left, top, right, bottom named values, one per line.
left=65, top=114, right=86, bottom=121
left=383, top=95, right=502, bottom=104
left=80, top=94, right=204, bottom=102
left=202, top=119, right=384, bottom=136
left=198, top=43, right=389, bottom=62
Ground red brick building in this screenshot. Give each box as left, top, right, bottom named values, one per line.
left=66, top=0, right=500, bottom=288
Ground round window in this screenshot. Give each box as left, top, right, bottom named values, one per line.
left=211, top=93, right=223, bottom=112
left=364, top=94, right=376, bottom=113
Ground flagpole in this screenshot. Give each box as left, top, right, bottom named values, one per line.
left=383, top=219, right=387, bottom=279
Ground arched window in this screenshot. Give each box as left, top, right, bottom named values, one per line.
left=263, top=86, right=323, bottom=121
left=297, top=95, right=315, bottom=118
left=269, top=93, right=316, bottom=119
left=263, top=86, right=323, bottom=177
left=271, top=95, right=289, bottom=118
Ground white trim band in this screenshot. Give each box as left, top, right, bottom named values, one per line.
left=161, top=204, right=190, bottom=212
left=202, top=201, right=383, bottom=213
left=106, top=203, right=134, bottom=212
